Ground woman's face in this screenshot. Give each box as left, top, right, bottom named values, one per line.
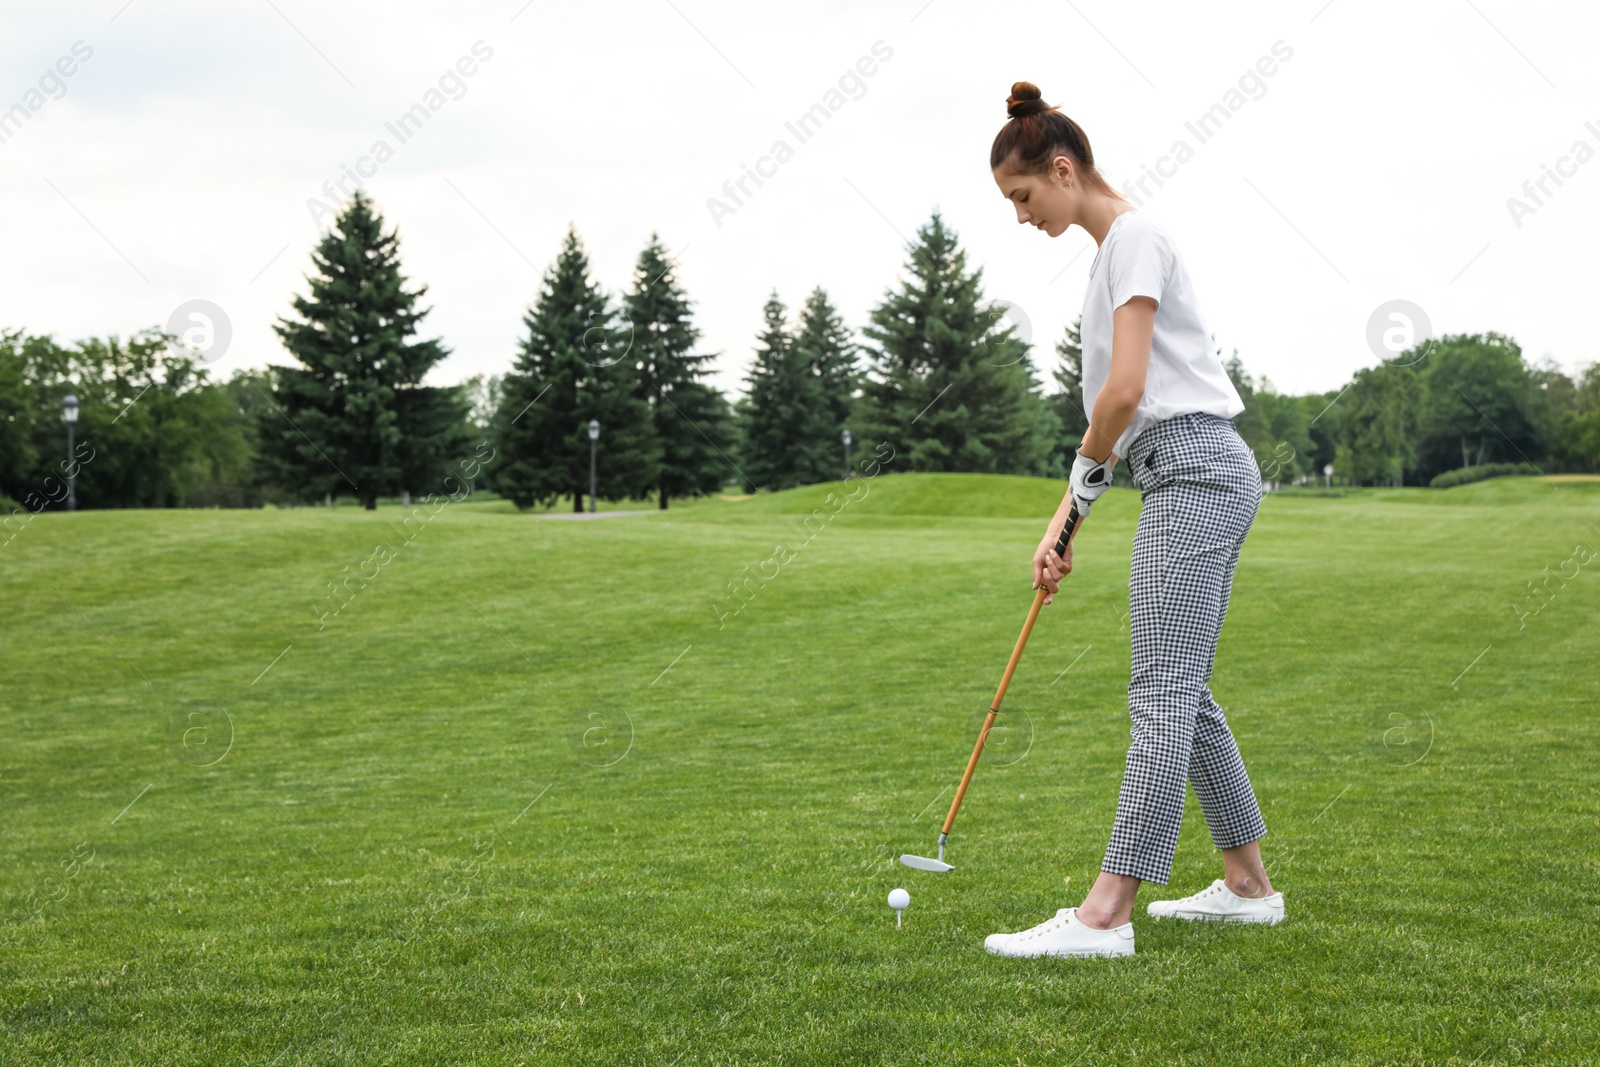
left=993, top=153, right=1078, bottom=238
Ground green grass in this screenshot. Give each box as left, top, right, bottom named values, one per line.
left=2, top=473, right=1597, bottom=1064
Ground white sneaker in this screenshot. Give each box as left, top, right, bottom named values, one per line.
left=984, top=907, right=1135, bottom=958
left=1146, top=879, right=1284, bottom=924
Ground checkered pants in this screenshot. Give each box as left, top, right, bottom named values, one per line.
left=1101, top=412, right=1268, bottom=885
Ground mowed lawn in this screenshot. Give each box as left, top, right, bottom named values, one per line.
left=2, top=473, right=1598, bottom=1065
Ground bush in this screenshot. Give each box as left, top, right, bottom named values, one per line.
left=1429, top=462, right=1541, bottom=488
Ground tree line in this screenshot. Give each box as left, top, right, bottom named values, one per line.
left=3, top=191, right=1598, bottom=516
left=1217, top=330, right=1599, bottom=489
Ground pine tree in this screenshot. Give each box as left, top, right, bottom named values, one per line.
left=794, top=286, right=858, bottom=481
left=396, top=385, right=472, bottom=502
left=857, top=211, right=1052, bottom=474
left=1052, top=316, right=1089, bottom=440
left=623, top=234, right=731, bottom=508
left=740, top=292, right=830, bottom=490
left=0, top=330, right=38, bottom=503
left=493, top=226, right=658, bottom=511
left=266, top=191, right=464, bottom=508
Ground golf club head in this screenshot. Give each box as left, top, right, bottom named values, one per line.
left=899, top=853, right=955, bottom=873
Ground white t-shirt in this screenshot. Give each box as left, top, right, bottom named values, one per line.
left=1079, top=209, right=1243, bottom=457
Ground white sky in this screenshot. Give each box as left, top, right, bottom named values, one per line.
left=1, top=0, right=1595, bottom=402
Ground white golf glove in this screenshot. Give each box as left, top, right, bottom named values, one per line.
left=1069, top=451, right=1113, bottom=515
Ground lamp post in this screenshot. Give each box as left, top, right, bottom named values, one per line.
left=841, top=428, right=852, bottom=479
left=62, top=394, right=79, bottom=512
left=588, top=419, right=600, bottom=514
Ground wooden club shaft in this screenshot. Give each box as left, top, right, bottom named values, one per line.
left=939, top=506, right=1082, bottom=838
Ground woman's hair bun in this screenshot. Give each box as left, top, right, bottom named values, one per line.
left=1007, top=81, right=1048, bottom=120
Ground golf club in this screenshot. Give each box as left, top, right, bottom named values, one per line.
left=900, top=503, right=1084, bottom=873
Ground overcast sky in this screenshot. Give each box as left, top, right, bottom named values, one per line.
left=1, top=0, right=1595, bottom=403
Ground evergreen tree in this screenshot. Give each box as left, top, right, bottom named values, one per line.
left=741, top=292, right=830, bottom=490
left=266, top=191, right=464, bottom=508
left=0, top=330, right=39, bottom=503
left=1044, top=316, right=1090, bottom=480
left=857, top=211, right=1052, bottom=474
left=623, top=234, right=731, bottom=508
left=794, top=286, right=859, bottom=479
left=1224, top=349, right=1264, bottom=448
left=1051, top=316, right=1089, bottom=441
left=397, top=386, right=472, bottom=503
left=493, top=226, right=658, bottom=511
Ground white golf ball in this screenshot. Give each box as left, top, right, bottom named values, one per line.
left=887, top=888, right=910, bottom=911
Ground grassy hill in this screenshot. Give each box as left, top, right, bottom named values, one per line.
left=2, top=474, right=1597, bottom=1064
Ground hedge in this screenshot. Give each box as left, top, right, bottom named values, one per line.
left=1429, top=462, right=1542, bottom=488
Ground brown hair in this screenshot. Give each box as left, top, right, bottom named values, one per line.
left=990, top=81, right=1127, bottom=201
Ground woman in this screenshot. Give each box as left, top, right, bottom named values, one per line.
left=983, top=83, right=1282, bottom=958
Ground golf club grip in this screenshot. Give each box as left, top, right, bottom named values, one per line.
left=1052, top=504, right=1082, bottom=558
